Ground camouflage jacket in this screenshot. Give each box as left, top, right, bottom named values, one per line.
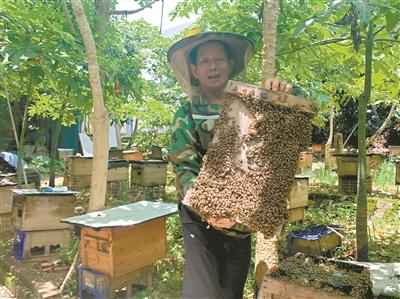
left=168, top=95, right=221, bottom=201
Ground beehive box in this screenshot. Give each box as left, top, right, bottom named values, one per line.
left=12, top=190, right=77, bottom=231
left=388, top=145, right=400, bottom=156
left=297, top=151, right=313, bottom=174
left=64, top=158, right=129, bottom=190
left=0, top=213, right=14, bottom=233
left=0, top=184, right=16, bottom=214
left=64, top=156, right=93, bottom=176
left=63, top=200, right=177, bottom=278
left=13, top=229, right=71, bottom=260
left=335, top=153, right=370, bottom=177
left=396, top=161, right=400, bottom=185
left=288, top=176, right=309, bottom=210
left=338, top=175, right=372, bottom=194
left=109, top=148, right=123, bottom=160
left=129, top=184, right=166, bottom=202
left=325, top=148, right=337, bottom=170
left=79, top=265, right=153, bottom=299
left=287, top=176, right=309, bottom=223
left=287, top=225, right=342, bottom=256
left=257, top=277, right=352, bottom=299
left=131, top=160, right=168, bottom=187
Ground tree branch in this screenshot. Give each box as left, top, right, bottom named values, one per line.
left=367, top=104, right=397, bottom=148
left=375, top=38, right=400, bottom=44
left=280, top=37, right=351, bottom=56
left=112, top=0, right=161, bottom=16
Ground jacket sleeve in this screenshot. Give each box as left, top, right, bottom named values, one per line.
left=167, top=103, right=203, bottom=200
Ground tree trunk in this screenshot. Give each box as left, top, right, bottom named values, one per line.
left=356, top=21, right=373, bottom=262
left=255, top=0, right=281, bottom=290
left=71, top=0, right=109, bottom=211
left=367, top=104, right=396, bottom=148
left=324, top=107, right=335, bottom=170
left=261, top=0, right=279, bottom=84
left=6, top=98, right=28, bottom=185
left=49, top=120, right=62, bottom=187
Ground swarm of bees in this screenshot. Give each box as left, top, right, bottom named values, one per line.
left=189, top=92, right=312, bottom=237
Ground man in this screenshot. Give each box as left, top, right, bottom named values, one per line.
left=167, top=32, right=293, bottom=299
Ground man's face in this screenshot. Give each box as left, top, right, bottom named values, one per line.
left=190, top=42, right=232, bottom=94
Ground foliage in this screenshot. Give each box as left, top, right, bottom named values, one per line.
left=29, top=155, right=64, bottom=176
left=372, top=158, right=395, bottom=192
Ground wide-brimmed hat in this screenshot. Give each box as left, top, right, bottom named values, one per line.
left=167, top=31, right=255, bottom=97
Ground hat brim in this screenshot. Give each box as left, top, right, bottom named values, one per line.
left=168, top=32, right=254, bottom=97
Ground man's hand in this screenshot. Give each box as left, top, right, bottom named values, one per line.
left=264, top=78, right=293, bottom=93
left=208, top=217, right=236, bottom=229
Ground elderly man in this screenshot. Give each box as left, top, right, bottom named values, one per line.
left=167, top=32, right=293, bottom=299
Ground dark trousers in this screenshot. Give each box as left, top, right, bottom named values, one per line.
left=180, top=204, right=251, bottom=299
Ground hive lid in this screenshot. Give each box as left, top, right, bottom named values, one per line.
left=62, top=200, right=178, bottom=228
left=131, top=160, right=168, bottom=165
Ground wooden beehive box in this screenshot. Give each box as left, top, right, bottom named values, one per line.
left=288, top=225, right=342, bottom=256
left=12, top=190, right=78, bottom=231
left=64, top=156, right=93, bottom=176
left=335, top=153, right=358, bottom=176
left=107, top=160, right=129, bottom=182
left=131, top=160, right=168, bottom=187
left=63, top=200, right=177, bottom=278
left=325, top=148, right=337, bottom=170
left=64, top=157, right=129, bottom=190
left=288, top=176, right=309, bottom=223
left=338, top=175, right=372, bottom=194
left=79, top=265, right=153, bottom=298
left=335, top=153, right=371, bottom=177
left=388, top=145, right=400, bottom=156
left=396, top=161, right=400, bottom=185
left=297, top=151, right=313, bottom=174
left=0, top=183, right=16, bottom=214
left=0, top=213, right=14, bottom=233
left=288, top=176, right=309, bottom=210
left=109, top=148, right=124, bottom=160
left=257, top=277, right=352, bottom=299
left=13, top=229, right=71, bottom=260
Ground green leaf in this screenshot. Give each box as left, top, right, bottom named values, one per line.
left=385, top=11, right=399, bottom=32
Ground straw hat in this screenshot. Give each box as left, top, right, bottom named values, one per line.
left=167, top=31, right=255, bottom=97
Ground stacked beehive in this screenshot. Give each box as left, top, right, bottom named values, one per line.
left=63, top=200, right=177, bottom=298
left=129, top=160, right=168, bottom=201
left=287, top=175, right=309, bottom=223
left=12, top=190, right=77, bottom=260
left=335, top=153, right=372, bottom=194
left=64, top=157, right=129, bottom=199
left=0, top=181, right=17, bottom=234
left=188, top=81, right=314, bottom=237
